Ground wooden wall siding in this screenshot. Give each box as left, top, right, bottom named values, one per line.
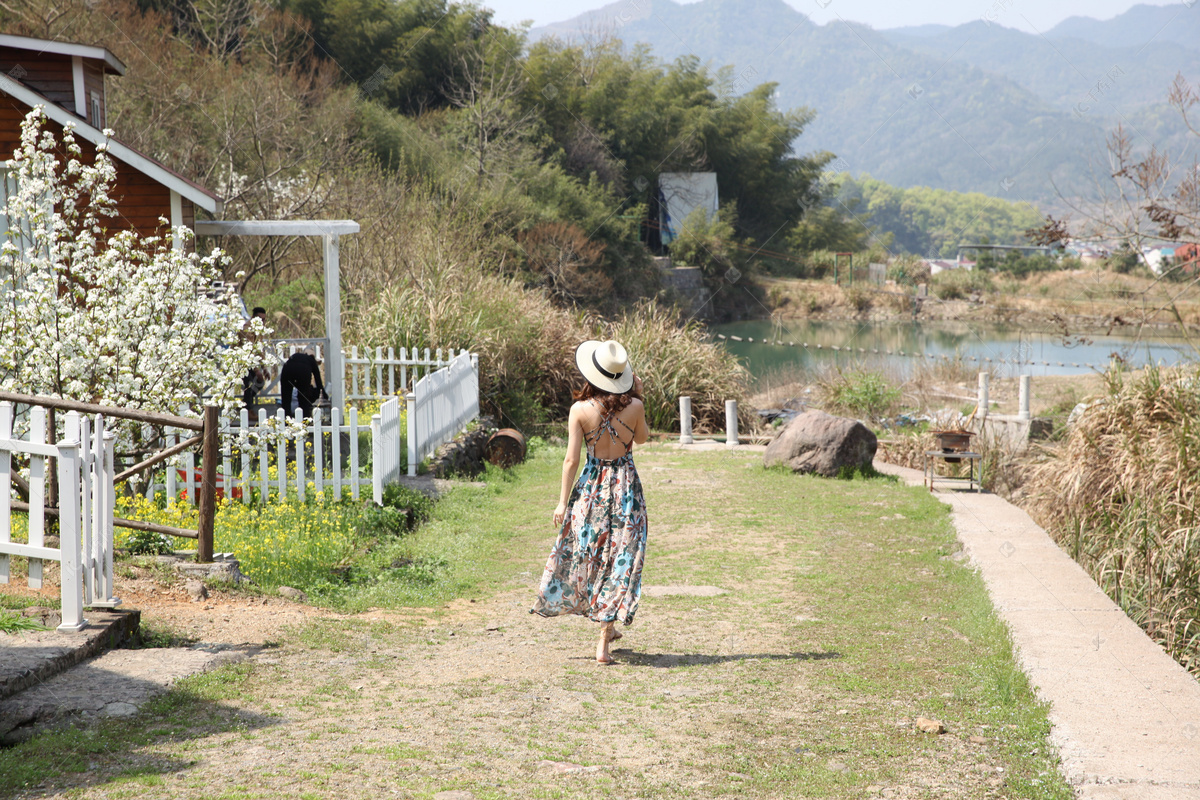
left=83, top=62, right=104, bottom=126
left=0, top=94, right=173, bottom=239
left=0, top=50, right=75, bottom=112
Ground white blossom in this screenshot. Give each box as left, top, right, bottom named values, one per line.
left=0, top=107, right=271, bottom=443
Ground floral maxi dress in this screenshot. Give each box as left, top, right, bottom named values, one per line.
left=530, top=409, right=648, bottom=626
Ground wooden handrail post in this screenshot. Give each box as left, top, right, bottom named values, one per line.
left=196, top=405, right=218, bottom=563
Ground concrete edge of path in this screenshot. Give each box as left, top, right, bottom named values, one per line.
left=874, top=460, right=1200, bottom=799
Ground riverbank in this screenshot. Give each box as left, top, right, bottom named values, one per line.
left=758, top=272, right=1200, bottom=336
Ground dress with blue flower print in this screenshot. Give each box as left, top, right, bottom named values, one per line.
left=531, top=406, right=648, bottom=626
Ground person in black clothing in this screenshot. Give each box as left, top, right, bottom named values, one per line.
left=280, top=350, right=325, bottom=417
left=242, top=307, right=269, bottom=410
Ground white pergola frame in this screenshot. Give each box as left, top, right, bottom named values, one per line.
left=194, top=219, right=360, bottom=409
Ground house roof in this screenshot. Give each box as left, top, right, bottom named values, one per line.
left=0, top=73, right=222, bottom=215
left=0, top=33, right=127, bottom=75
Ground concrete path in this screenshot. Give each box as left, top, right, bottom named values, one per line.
left=877, top=461, right=1200, bottom=799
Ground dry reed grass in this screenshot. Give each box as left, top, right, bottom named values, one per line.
left=1027, top=364, right=1200, bottom=673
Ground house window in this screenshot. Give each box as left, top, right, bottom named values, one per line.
left=90, top=91, right=103, bottom=128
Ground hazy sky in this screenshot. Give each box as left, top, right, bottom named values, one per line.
left=483, top=0, right=1184, bottom=33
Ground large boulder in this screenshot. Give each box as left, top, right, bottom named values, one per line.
left=763, top=410, right=877, bottom=476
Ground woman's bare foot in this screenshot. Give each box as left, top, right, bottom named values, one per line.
left=596, top=622, right=615, bottom=664
left=608, top=626, right=623, bottom=642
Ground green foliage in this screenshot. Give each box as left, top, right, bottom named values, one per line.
left=1108, top=244, right=1141, bottom=274
left=0, top=611, right=48, bottom=633
left=124, top=529, right=175, bottom=556
left=932, top=268, right=994, bottom=300
left=839, top=174, right=1045, bottom=257
left=285, top=0, right=498, bottom=115
left=668, top=205, right=740, bottom=282
left=381, top=483, right=434, bottom=524
left=520, top=38, right=831, bottom=244
left=996, top=252, right=1058, bottom=277
left=787, top=204, right=871, bottom=254
left=822, top=370, right=901, bottom=418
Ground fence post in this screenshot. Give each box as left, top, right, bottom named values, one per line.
left=0, top=402, right=10, bottom=583
left=977, top=372, right=989, bottom=423
left=196, top=406, right=218, bottom=563
left=56, top=437, right=85, bottom=632
left=679, top=396, right=693, bottom=445
left=349, top=407, right=360, bottom=501
left=1018, top=375, right=1031, bottom=421
left=725, top=400, right=739, bottom=447
left=371, top=413, right=382, bottom=505
left=406, top=392, right=418, bottom=477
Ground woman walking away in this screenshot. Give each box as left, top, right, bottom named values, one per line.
left=531, top=339, right=650, bottom=664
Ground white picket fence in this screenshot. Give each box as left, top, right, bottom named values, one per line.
left=151, top=351, right=479, bottom=506
left=153, top=405, right=372, bottom=505
left=405, top=351, right=480, bottom=477
left=255, top=341, right=471, bottom=404
left=345, top=346, right=471, bottom=403
left=0, top=403, right=118, bottom=632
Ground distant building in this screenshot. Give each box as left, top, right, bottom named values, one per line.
left=923, top=258, right=976, bottom=275
left=1143, top=245, right=1178, bottom=274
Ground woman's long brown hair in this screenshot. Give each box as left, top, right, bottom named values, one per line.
left=573, top=380, right=642, bottom=417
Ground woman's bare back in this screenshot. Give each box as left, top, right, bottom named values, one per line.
left=575, top=398, right=647, bottom=461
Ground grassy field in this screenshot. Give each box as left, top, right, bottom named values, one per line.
left=0, top=445, right=1071, bottom=799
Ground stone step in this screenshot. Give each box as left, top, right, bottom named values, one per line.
left=0, top=609, right=141, bottom=703
left=0, top=641, right=259, bottom=744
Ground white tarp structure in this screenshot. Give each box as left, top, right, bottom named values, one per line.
left=658, top=172, right=719, bottom=244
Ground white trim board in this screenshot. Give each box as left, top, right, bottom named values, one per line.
left=0, top=33, right=126, bottom=75
left=0, top=73, right=222, bottom=215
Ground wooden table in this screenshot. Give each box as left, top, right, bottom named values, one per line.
left=923, top=450, right=982, bottom=492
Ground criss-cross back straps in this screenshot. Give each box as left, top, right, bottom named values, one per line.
left=584, top=399, right=636, bottom=454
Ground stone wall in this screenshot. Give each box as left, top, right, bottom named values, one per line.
left=657, top=258, right=711, bottom=318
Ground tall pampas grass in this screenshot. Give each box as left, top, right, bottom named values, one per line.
left=1027, top=364, right=1200, bottom=673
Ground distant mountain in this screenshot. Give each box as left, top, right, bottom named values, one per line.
left=1046, top=3, right=1200, bottom=51
left=531, top=0, right=1200, bottom=210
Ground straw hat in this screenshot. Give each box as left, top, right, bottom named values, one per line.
left=575, top=339, right=634, bottom=394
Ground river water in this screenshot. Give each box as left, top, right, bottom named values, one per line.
left=710, top=319, right=1196, bottom=379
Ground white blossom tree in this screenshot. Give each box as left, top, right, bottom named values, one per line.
left=0, top=106, right=266, bottom=432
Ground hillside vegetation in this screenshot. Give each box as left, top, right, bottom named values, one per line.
left=537, top=0, right=1199, bottom=209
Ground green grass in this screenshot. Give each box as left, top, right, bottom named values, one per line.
left=0, top=610, right=48, bottom=633
left=0, top=444, right=1071, bottom=799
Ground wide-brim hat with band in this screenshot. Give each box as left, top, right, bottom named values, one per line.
left=575, top=339, right=634, bottom=394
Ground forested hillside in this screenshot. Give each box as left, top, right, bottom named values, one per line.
left=536, top=0, right=1200, bottom=210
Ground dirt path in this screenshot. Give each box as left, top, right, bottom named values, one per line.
left=12, top=446, right=1063, bottom=800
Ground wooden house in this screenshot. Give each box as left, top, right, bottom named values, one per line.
left=0, top=33, right=221, bottom=241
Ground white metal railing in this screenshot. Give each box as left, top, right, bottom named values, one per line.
left=0, top=402, right=117, bottom=632
left=406, top=351, right=480, bottom=477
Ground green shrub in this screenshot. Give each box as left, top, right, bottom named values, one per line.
left=843, top=286, right=872, bottom=312
left=124, top=529, right=175, bottom=556
left=932, top=269, right=992, bottom=300
left=821, top=369, right=901, bottom=419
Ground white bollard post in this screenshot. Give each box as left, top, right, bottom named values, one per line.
left=679, top=397, right=694, bottom=445
left=725, top=399, right=739, bottom=447
left=977, top=372, right=989, bottom=423
left=1018, top=374, right=1031, bottom=421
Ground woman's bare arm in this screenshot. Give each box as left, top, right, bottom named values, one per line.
left=553, top=403, right=586, bottom=526
left=632, top=400, right=649, bottom=445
